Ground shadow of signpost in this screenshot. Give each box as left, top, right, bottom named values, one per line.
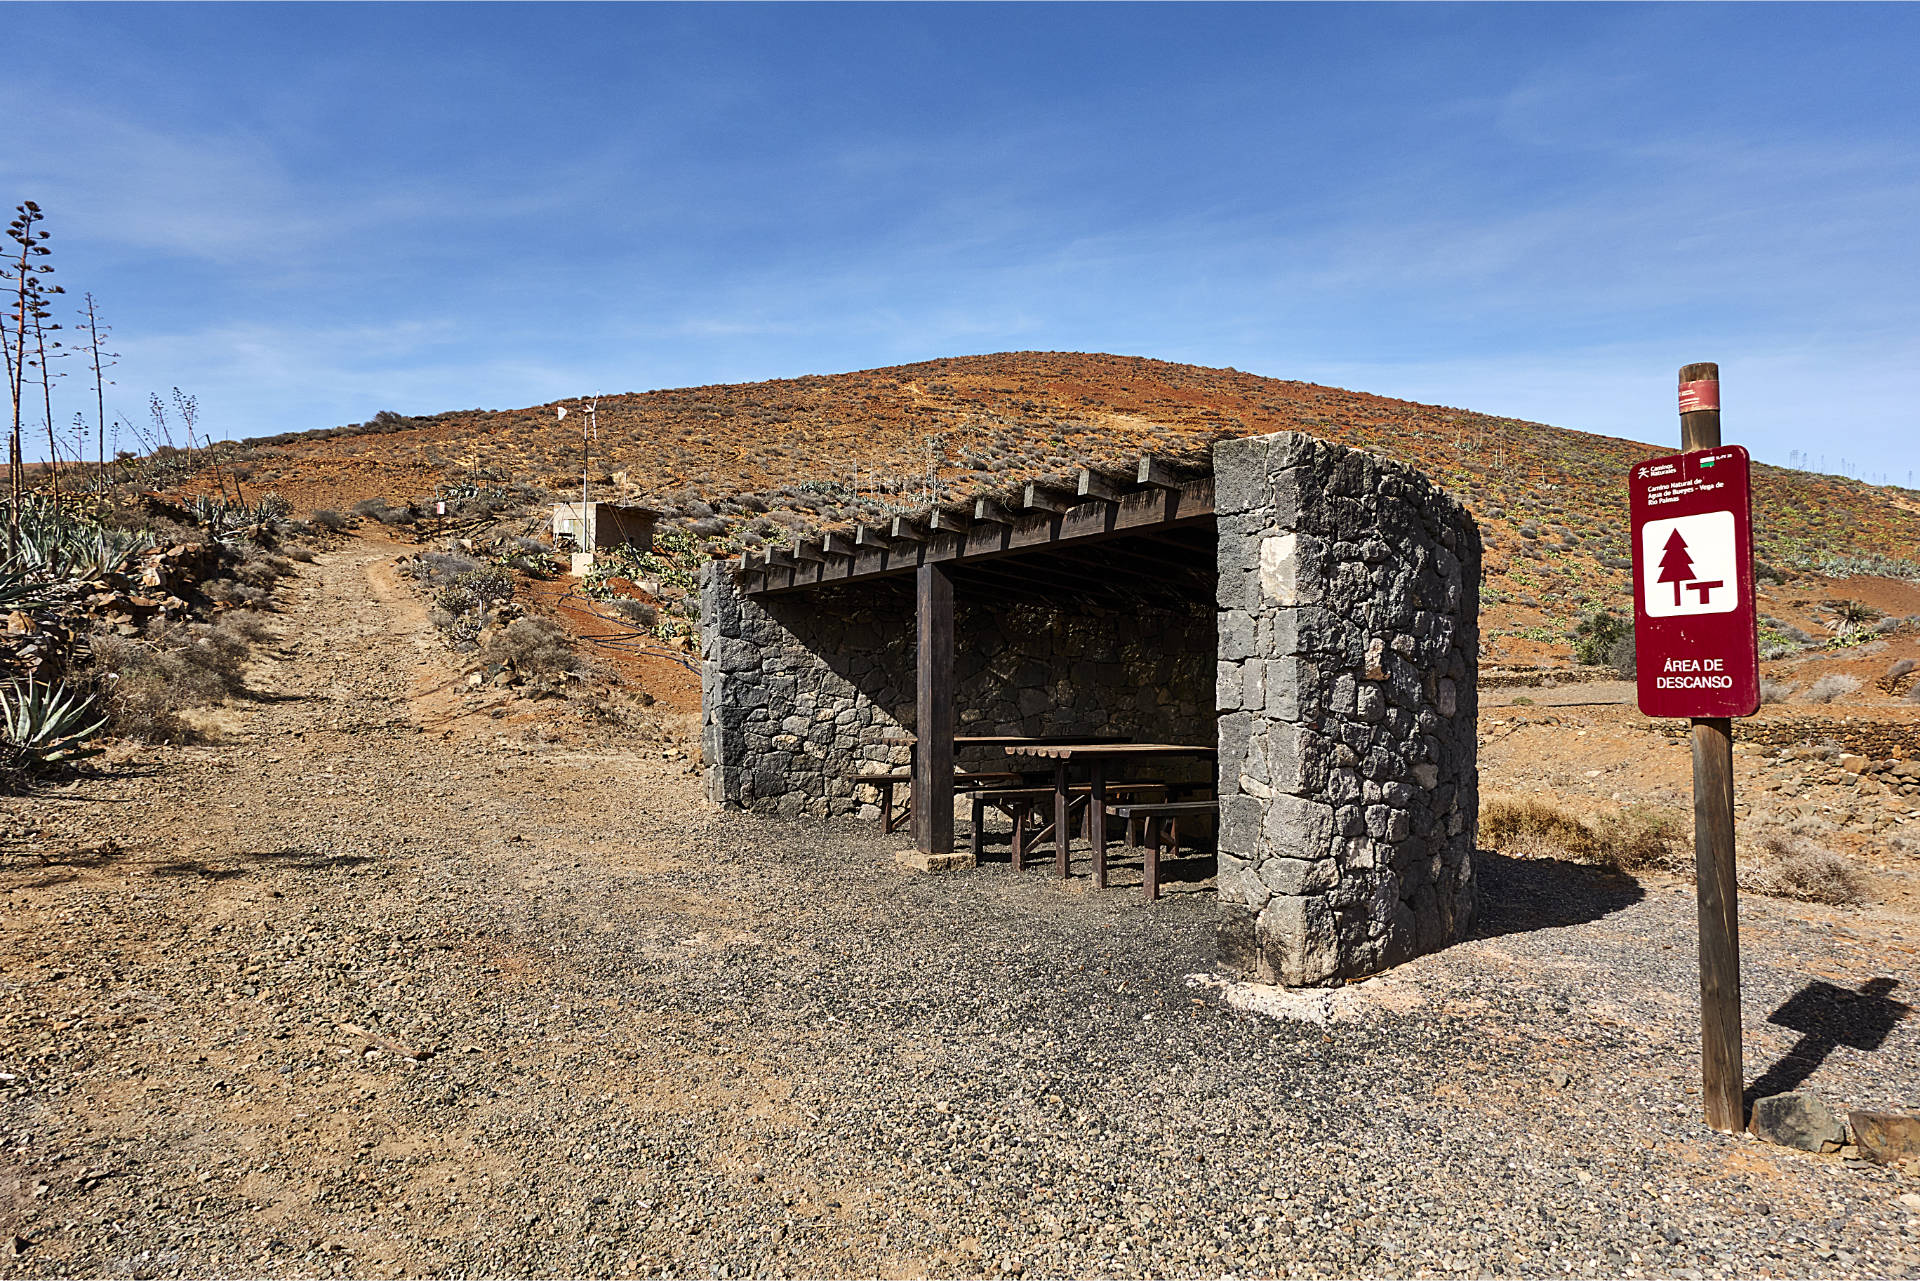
left=1746, top=977, right=1911, bottom=1105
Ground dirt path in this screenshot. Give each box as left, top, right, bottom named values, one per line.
left=2, top=541, right=1918, bottom=1278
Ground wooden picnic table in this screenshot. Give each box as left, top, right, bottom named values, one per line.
left=1005, top=742, right=1219, bottom=887
left=874, top=731, right=1130, bottom=748
left=862, top=734, right=1132, bottom=834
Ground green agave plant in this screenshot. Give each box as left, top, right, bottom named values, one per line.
left=0, top=681, right=109, bottom=765
left=0, top=567, right=46, bottom=615
left=186, top=493, right=289, bottom=546
left=2, top=494, right=153, bottom=581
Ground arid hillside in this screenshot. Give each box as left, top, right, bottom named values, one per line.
left=184, top=351, right=1920, bottom=672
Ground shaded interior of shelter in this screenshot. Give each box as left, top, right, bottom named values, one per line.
left=753, top=522, right=1222, bottom=841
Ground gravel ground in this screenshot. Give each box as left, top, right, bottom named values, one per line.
left=3, top=539, right=1918, bottom=1279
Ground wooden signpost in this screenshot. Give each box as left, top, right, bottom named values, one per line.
left=1629, top=361, right=1759, bottom=1133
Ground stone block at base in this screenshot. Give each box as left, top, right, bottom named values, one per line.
left=894, top=848, right=977, bottom=873
left=1750, top=1092, right=1846, bottom=1152
left=1851, top=1111, right=1920, bottom=1164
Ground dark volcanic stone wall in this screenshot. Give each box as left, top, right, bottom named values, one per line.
left=1213, top=431, right=1481, bottom=986
left=701, top=570, right=1215, bottom=818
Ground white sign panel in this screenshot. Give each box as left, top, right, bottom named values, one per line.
left=1639, top=510, right=1739, bottom=618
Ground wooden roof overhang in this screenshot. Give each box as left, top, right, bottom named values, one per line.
left=737, top=456, right=1215, bottom=598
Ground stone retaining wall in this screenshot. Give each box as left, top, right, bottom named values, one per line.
left=1213, top=431, right=1480, bottom=985
left=700, top=572, right=1215, bottom=818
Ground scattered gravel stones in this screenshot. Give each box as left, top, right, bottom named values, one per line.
left=2, top=538, right=1918, bottom=1278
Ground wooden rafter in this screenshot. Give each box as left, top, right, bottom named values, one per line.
left=744, top=453, right=1215, bottom=596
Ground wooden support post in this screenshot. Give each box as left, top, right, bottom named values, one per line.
left=1143, top=819, right=1160, bottom=903
left=912, top=562, right=954, bottom=857
left=1680, top=359, right=1745, bottom=1133
left=1090, top=762, right=1109, bottom=889
left=1054, top=761, right=1071, bottom=879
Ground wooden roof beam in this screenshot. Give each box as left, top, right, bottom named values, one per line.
left=1077, top=468, right=1129, bottom=505
left=854, top=524, right=891, bottom=550
left=927, top=507, right=971, bottom=535
left=1023, top=481, right=1077, bottom=514
left=1137, top=456, right=1183, bottom=489
left=973, top=496, right=1018, bottom=526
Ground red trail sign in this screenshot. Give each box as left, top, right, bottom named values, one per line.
left=1629, top=445, right=1759, bottom=718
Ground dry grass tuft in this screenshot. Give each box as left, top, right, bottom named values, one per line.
left=1479, top=797, right=1683, bottom=874
left=1480, top=797, right=1595, bottom=860
left=1484, top=797, right=1871, bottom=905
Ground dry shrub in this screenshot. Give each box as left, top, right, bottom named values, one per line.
left=606, top=596, right=658, bottom=628
left=1479, top=796, right=1682, bottom=874
left=284, top=544, right=317, bottom=563
left=87, top=615, right=266, bottom=742
left=1759, top=678, right=1796, bottom=704
left=1739, top=829, right=1869, bottom=905
left=1804, top=673, right=1861, bottom=704
left=205, top=579, right=270, bottom=609
left=311, top=509, right=350, bottom=532
left=481, top=617, right=583, bottom=677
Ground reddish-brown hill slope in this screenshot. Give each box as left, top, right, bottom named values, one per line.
left=210, top=351, right=1920, bottom=656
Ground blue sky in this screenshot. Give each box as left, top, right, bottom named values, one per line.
left=5, top=3, right=1918, bottom=482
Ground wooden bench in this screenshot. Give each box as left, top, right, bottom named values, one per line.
left=972, top=783, right=1170, bottom=871
left=852, top=770, right=1026, bottom=834
left=1111, top=800, right=1218, bottom=901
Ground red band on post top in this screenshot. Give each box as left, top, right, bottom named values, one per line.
left=1678, top=379, right=1720, bottom=414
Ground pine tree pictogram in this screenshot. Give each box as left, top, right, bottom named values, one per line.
left=1658, top=529, right=1696, bottom=606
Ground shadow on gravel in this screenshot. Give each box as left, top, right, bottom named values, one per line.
left=242, top=846, right=373, bottom=871
left=149, top=861, right=250, bottom=881
left=236, top=687, right=308, bottom=705
left=1467, top=849, right=1644, bottom=940
left=1, top=839, right=137, bottom=888
left=148, top=847, right=372, bottom=881
left=1747, top=977, right=1911, bottom=1105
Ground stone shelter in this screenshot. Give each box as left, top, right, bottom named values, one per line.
left=699, top=431, right=1481, bottom=986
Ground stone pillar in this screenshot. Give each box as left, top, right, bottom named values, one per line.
left=1213, top=432, right=1480, bottom=986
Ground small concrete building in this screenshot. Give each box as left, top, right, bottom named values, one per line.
left=554, top=501, right=658, bottom=576
left=552, top=501, right=658, bottom=553
left=699, top=431, right=1480, bottom=986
